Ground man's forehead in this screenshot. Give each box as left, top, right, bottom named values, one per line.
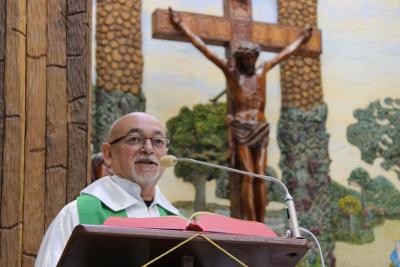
left=124, top=128, right=164, bottom=136
left=112, top=116, right=164, bottom=135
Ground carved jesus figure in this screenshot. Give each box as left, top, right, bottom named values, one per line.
left=169, top=8, right=312, bottom=222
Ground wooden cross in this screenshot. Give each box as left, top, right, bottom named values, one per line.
left=152, top=0, right=322, bottom=218
left=152, top=0, right=322, bottom=57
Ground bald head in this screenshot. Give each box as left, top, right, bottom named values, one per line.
left=107, top=112, right=165, bottom=144
left=101, top=112, right=168, bottom=197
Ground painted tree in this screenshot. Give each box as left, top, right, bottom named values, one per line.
left=347, top=167, right=400, bottom=219
left=347, top=98, right=400, bottom=180
left=348, top=168, right=370, bottom=210
left=338, top=195, right=362, bottom=233
left=167, top=103, right=227, bottom=211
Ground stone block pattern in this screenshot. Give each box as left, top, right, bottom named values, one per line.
left=96, top=0, right=143, bottom=94
left=278, top=0, right=323, bottom=111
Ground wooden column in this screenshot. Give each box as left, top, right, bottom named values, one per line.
left=1, top=1, right=26, bottom=267
left=66, top=0, right=92, bottom=203
left=23, top=0, right=46, bottom=265
left=46, top=0, right=68, bottom=229
left=0, top=0, right=92, bottom=266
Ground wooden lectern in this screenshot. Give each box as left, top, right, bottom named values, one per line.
left=56, top=225, right=309, bottom=267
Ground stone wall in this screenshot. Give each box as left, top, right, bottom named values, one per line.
left=278, top=0, right=323, bottom=110
left=96, top=0, right=143, bottom=94
left=93, top=0, right=145, bottom=152
left=278, top=0, right=335, bottom=266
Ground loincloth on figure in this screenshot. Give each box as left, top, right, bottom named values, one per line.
left=228, top=116, right=270, bottom=148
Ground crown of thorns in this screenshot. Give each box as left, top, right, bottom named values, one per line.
left=233, top=42, right=260, bottom=57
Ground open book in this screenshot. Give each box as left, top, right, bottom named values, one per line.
left=103, top=212, right=277, bottom=238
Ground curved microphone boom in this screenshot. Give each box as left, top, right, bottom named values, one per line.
left=160, top=155, right=301, bottom=238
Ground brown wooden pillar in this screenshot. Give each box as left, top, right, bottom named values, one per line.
left=0, top=0, right=92, bottom=266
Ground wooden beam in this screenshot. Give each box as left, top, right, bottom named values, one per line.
left=86, top=0, right=93, bottom=185
left=152, top=9, right=322, bottom=56
left=2, top=0, right=26, bottom=228
left=252, top=22, right=322, bottom=56
left=152, top=9, right=231, bottom=46
left=22, top=254, right=36, bottom=267
left=46, top=0, right=68, bottom=229
left=23, top=0, right=47, bottom=256
left=45, top=168, right=67, bottom=229
left=66, top=4, right=90, bottom=202
left=0, top=0, right=5, bottom=222
left=1, top=1, right=26, bottom=265
left=0, top=225, right=22, bottom=267
left=48, top=0, right=66, bottom=67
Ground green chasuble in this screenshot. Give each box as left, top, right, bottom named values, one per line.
left=77, top=194, right=174, bottom=225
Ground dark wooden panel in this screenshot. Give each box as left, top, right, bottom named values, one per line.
left=66, top=2, right=90, bottom=200
left=67, top=13, right=87, bottom=56
left=67, top=123, right=88, bottom=202
left=48, top=0, right=66, bottom=66
left=0, top=62, right=4, bottom=220
left=67, top=57, right=87, bottom=120
left=67, top=0, right=86, bottom=14
left=0, top=0, right=5, bottom=59
left=69, top=96, right=88, bottom=125
left=0, top=0, right=5, bottom=216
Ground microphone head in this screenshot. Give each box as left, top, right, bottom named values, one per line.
left=160, top=155, right=178, bottom=168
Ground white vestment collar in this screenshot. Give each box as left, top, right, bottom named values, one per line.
left=81, top=175, right=179, bottom=215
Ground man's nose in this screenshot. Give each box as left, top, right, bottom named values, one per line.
left=141, top=138, right=154, bottom=153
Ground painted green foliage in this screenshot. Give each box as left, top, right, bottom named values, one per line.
left=330, top=167, right=400, bottom=245
left=166, top=103, right=227, bottom=211
left=277, top=103, right=335, bottom=266
left=329, top=98, right=400, bottom=246
left=347, top=98, right=400, bottom=180
left=348, top=167, right=400, bottom=218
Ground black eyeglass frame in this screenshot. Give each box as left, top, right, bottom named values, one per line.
left=109, top=134, right=170, bottom=149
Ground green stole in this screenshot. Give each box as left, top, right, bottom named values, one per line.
left=77, top=194, right=174, bottom=224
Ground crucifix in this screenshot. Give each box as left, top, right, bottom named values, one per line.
left=152, top=0, right=322, bottom=221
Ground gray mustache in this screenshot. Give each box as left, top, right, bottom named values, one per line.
left=135, top=155, right=159, bottom=164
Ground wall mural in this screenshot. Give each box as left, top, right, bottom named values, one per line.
left=92, top=0, right=400, bottom=266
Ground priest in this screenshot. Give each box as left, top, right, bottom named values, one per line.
left=35, top=112, right=179, bottom=267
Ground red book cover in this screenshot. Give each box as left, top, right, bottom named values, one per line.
left=103, top=212, right=277, bottom=238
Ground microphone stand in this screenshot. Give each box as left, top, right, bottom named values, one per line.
left=176, top=157, right=301, bottom=238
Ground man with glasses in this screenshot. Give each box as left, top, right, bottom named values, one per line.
left=35, top=112, right=179, bottom=267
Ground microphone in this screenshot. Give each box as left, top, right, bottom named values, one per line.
left=160, top=155, right=301, bottom=238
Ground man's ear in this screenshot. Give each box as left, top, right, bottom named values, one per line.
left=101, top=143, right=112, bottom=166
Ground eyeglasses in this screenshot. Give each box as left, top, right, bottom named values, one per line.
left=109, top=134, right=170, bottom=150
